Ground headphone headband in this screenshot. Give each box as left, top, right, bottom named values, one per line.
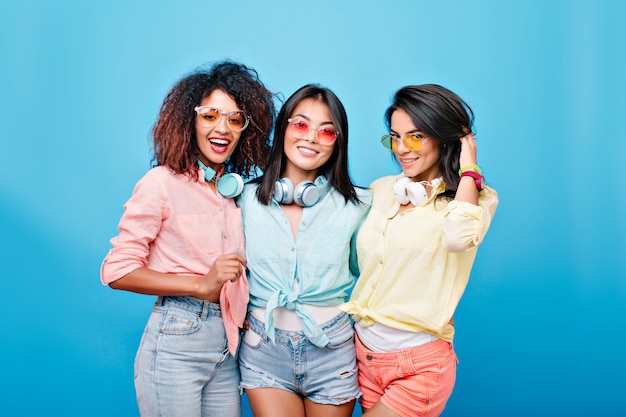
left=274, top=176, right=329, bottom=207
left=197, top=159, right=244, bottom=198
left=393, top=175, right=443, bottom=206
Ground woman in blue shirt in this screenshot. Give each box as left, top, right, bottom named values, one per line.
left=238, top=84, right=371, bottom=417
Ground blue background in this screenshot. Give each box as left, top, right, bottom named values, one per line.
left=1, top=0, right=624, bottom=416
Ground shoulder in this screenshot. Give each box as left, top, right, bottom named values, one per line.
left=242, top=182, right=260, bottom=197
left=238, top=182, right=261, bottom=207
left=141, top=165, right=167, bottom=179
left=124, top=167, right=175, bottom=209
left=370, top=175, right=400, bottom=192
left=136, top=167, right=202, bottom=200
left=141, top=166, right=184, bottom=183
left=354, top=186, right=373, bottom=207
left=133, top=166, right=170, bottom=190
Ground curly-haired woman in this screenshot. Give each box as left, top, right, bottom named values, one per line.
left=100, top=60, right=275, bottom=417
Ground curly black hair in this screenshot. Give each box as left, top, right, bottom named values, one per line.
left=151, top=60, right=276, bottom=179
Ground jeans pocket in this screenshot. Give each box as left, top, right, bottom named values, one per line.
left=159, top=306, right=202, bottom=336
left=436, top=343, right=456, bottom=368
left=242, top=328, right=263, bottom=349
left=326, top=322, right=355, bottom=350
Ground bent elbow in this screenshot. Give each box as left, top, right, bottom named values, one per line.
left=108, top=279, right=123, bottom=290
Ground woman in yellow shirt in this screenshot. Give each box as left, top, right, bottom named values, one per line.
left=343, top=84, right=498, bottom=417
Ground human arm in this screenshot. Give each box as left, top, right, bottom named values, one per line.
left=455, top=133, right=479, bottom=205
left=109, top=252, right=246, bottom=302
left=348, top=189, right=372, bottom=277
left=443, top=133, right=498, bottom=252
left=101, top=168, right=245, bottom=299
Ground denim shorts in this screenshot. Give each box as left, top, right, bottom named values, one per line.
left=238, top=311, right=360, bottom=405
left=134, top=296, right=241, bottom=417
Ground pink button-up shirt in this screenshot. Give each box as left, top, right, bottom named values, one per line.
left=101, top=166, right=248, bottom=355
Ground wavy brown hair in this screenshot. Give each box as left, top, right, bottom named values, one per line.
left=384, top=84, right=475, bottom=199
left=151, top=60, right=275, bottom=179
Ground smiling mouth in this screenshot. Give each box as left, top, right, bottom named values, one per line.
left=210, top=138, right=230, bottom=148
left=297, top=146, right=318, bottom=155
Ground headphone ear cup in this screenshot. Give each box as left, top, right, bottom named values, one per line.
left=393, top=177, right=412, bottom=205
left=217, top=173, right=244, bottom=198
left=274, top=178, right=294, bottom=204
left=405, top=181, right=428, bottom=206
left=294, top=181, right=318, bottom=207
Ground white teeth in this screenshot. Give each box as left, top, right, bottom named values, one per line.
left=298, top=146, right=317, bottom=155
left=210, top=139, right=229, bottom=146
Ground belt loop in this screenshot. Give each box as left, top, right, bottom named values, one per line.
left=155, top=296, right=164, bottom=307
left=200, top=300, right=210, bottom=319
left=397, top=349, right=415, bottom=375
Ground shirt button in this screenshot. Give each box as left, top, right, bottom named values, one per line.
left=223, top=235, right=228, bottom=239
left=290, top=247, right=295, bottom=252
left=366, top=354, right=373, bottom=360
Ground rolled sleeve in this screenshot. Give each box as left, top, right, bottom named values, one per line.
left=442, top=187, right=498, bottom=253
left=100, top=173, right=168, bottom=285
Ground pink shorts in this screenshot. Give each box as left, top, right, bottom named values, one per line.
left=355, top=334, right=457, bottom=417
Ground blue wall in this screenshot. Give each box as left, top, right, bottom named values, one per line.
left=1, top=1, right=624, bottom=416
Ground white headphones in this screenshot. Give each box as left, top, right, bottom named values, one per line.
left=197, top=159, right=244, bottom=198
left=274, top=176, right=329, bottom=207
left=393, top=175, right=443, bottom=206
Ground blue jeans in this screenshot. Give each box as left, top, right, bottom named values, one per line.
left=239, top=311, right=360, bottom=405
left=134, top=296, right=241, bottom=417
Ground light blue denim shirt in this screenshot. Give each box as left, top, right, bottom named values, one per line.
left=238, top=181, right=371, bottom=347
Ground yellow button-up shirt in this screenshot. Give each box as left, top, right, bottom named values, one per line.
left=342, top=175, right=498, bottom=342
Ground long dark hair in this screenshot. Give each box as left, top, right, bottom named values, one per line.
left=151, top=60, right=275, bottom=179
left=255, top=84, right=360, bottom=205
left=385, top=84, right=474, bottom=198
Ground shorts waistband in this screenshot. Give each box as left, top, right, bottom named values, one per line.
left=156, top=296, right=221, bottom=320
left=246, top=310, right=350, bottom=344
left=355, top=332, right=450, bottom=364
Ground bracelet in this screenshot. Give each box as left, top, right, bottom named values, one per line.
left=458, top=164, right=482, bottom=176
